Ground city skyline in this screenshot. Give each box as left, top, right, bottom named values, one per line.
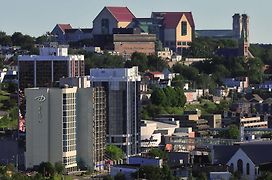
left=1, top=0, right=271, bottom=43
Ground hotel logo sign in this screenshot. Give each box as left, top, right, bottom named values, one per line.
left=35, top=95, right=46, bottom=103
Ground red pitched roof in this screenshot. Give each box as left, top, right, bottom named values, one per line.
left=106, top=6, right=135, bottom=22
left=57, top=24, right=72, bottom=33
left=160, top=12, right=195, bottom=29
left=149, top=71, right=163, bottom=75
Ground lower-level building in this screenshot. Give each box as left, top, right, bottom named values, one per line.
left=25, top=83, right=106, bottom=172
left=240, top=117, right=268, bottom=128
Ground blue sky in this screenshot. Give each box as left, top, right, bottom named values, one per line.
left=1, top=0, right=271, bottom=43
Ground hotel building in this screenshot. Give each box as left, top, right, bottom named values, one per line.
left=25, top=77, right=106, bottom=172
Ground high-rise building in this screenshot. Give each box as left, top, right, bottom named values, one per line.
left=25, top=87, right=78, bottom=172
left=60, top=77, right=106, bottom=170
left=25, top=77, right=106, bottom=172
left=18, top=43, right=84, bottom=133
left=90, top=66, right=141, bottom=156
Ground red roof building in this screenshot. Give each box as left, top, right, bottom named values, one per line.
left=51, top=24, right=73, bottom=43
left=57, top=24, right=73, bottom=33
left=162, top=12, right=195, bottom=29
left=93, top=6, right=135, bottom=35
left=152, top=12, right=195, bottom=54
left=106, top=6, right=135, bottom=22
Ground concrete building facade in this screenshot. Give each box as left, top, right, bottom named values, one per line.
left=25, top=80, right=106, bottom=172
left=90, top=67, right=141, bottom=157
left=18, top=44, right=84, bottom=133
left=113, top=34, right=156, bottom=57
left=25, top=87, right=78, bottom=172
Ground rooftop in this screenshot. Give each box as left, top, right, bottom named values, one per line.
left=106, top=6, right=135, bottom=22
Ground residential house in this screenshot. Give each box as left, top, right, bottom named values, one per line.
left=184, top=89, right=209, bottom=103
left=255, top=98, right=272, bottom=114
left=157, top=47, right=173, bottom=60
left=51, top=24, right=72, bottom=44
left=64, top=28, right=93, bottom=42
left=213, top=87, right=230, bottom=97
left=222, top=77, right=249, bottom=93
left=230, top=97, right=251, bottom=114
left=145, top=71, right=164, bottom=81
left=162, top=68, right=177, bottom=80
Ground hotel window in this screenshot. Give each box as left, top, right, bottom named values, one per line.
left=181, top=21, right=187, bottom=36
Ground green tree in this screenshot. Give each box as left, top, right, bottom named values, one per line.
left=36, top=33, right=52, bottom=44
left=84, top=52, right=125, bottom=71
left=151, top=88, right=167, bottom=106
left=257, top=171, right=272, bottom=180
left=114, top=172, right=125, bottom=180
left=175, top=87, right=186, bottom=107
left=195, top=73, right=216, bottom=90
left=161, top=165, right=175, bottom=180
left=212, top=64, right=231, bottom=83
left=137, top=166, right=162, bottom=180
left=33, top=173, right=44, bottom=180
left=6, top=163, right=15, bottom=172
left=37, top=162, right=55, bottom=177
left=103, top=175, right=114, bottom=180
left=0, top=57, right=4, bottom=69
left=155, top=39, right=163, bottom=51
left=133, top=165, right=174, bottom=180
left=220, top=124, right=240, bottom=139
left=246, top=57, right=264, bottom=84
left=105, top=145, right=124, bottom=160
left=0, top=31, right=12, bottom=46
left=147, top=55, right=168, bottom=72
left=11, top=32, right=35, bottom=50
left=163, top=86, right=177, bottom=106
left=171, top=75, right=185, bottom=88
left=227, top=124, right=240, bottom=139
left=148, top=148, right=166, bottom=159
left=172, top=64, right=199, bottom=81
left=125, top=52, right=148, bottom=72
left=54, top=162, right=64, bottom=174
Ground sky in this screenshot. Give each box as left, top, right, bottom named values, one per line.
left=0, top=0, right=271, bottom=43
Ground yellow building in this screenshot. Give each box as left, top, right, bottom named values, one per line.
left=92, top=6, right=135, bottom=35
left=152, top=12, right=195, bottom=54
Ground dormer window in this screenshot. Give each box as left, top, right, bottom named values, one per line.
left=181, top=21, right=187, bottom=36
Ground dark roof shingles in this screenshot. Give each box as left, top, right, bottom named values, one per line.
left=160, top=12, right=195, bottom=29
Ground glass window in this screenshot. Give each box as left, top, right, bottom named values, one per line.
left=101, top=19, right=109, bottom=34
left=181, top=21, right=187, bottom=36
left=237, top=159, right=243, bottom=174
left=246, top=163, right=250, bottom=175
